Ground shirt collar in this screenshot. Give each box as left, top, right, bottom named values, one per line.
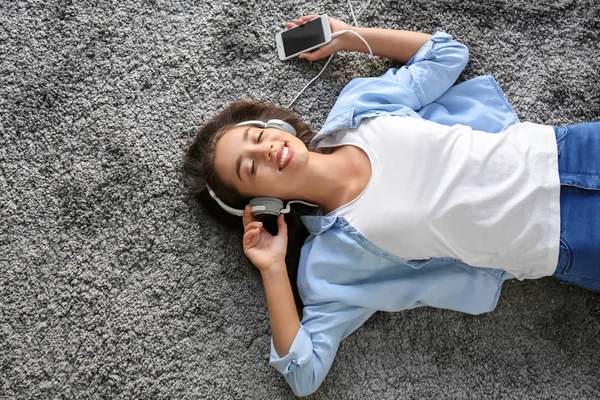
left=309, top=108, right=355, bottom=151
left=310, top=108, right=409, bottom=150
left=300, top=215, right=338, bottom=235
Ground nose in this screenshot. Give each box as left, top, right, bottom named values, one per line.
left=248, top=143, right=275, bottom=162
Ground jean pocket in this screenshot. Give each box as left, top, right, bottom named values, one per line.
left=556, top=238, right=573, bottom=276
left=554, top=126, right=571, bottom=144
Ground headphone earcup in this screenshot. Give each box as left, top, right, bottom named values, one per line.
left=249, top=197, right=284, bottom=221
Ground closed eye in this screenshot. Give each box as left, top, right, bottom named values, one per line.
left=250, top=130, right=263, bottom=175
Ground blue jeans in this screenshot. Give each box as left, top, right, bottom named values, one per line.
left=553, top=122, right=600, bottom=292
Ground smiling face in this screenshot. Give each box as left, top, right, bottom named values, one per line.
left=213, top=124, right=310, bottom=200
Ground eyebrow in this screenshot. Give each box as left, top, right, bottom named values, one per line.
left=235, top=127, right=250, bottom=181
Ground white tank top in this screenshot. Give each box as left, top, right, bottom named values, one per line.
left=318, top=116, right=560, bottom=280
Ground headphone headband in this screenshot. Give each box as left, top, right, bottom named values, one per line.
left=206, top=186, right=244, bottom=216
left=235, top=119, right=297, bottom=136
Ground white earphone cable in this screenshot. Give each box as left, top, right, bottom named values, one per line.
left=285, top=55, right=335, bottom=110
left=285, top=0, right=374, bottom=110
left=332, top=29, right=373, bottom=56
left=281, top=200, right=320, bottom=214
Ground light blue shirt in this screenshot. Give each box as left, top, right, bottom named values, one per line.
left=270, top=32, right=520, bottom=397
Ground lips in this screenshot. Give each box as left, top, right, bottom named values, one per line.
left=277, top=143, right=293, bottom=170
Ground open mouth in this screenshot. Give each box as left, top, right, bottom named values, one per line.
left=278, top=143, right=293, bottom=170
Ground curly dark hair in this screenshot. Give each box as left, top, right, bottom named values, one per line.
left=182, top=100, right=318, bottom=313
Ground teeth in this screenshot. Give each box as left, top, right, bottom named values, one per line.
left=280, top=147, right=289, bottom=168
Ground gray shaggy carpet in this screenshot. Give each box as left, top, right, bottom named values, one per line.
left=1, top=0, right=599, bottom=398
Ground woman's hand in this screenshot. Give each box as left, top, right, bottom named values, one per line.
left=284, top=15, right=353, bottom=61
left=242, top=205, right=288, bottom=274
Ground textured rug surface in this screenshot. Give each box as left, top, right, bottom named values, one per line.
left=1, top=0, right=599, bottom=398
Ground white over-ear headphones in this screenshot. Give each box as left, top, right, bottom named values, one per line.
left=207, top=119, right=318, bottom=220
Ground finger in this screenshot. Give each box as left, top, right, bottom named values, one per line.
left=294, top=15, right=318, bottom=25
left=299, top=43, right=333, bottom=62
left=276, top=214, right=288, bottom=239
left=242, top=205, right=255, bottom=228
left=243, top=227, right=261, bottom=251
left=286, top=15, right=318, bottom=29
left=243, top=230, right=260, bottom=254
left=244, top=221, right=263, bottom=233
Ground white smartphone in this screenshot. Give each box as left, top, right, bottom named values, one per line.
left=275, top=15, right=332, bottom=61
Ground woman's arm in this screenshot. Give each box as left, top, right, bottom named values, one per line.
left=270, top=301, right=375, bottom=397
left=243, top=207, right=375, bottom=396
left=345, top=28, right=432, bottom=63
left=261, top=263, right=300, bottom=355
left=287, top=16, right=468, bottom=112
left=242, top=207, right=299, bottom=356
left=286, top=15, right=431, bottom=63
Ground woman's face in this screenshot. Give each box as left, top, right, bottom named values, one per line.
left=214, top=124, right=310, bottom=200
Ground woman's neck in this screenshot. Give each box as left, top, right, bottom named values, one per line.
left=296, top=146, right=371, bottom=214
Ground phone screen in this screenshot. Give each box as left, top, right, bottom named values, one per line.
left=281, top=18, right=325, bottom=57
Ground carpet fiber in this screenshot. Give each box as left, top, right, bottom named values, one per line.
left=1, top=0, right=599, bottom=398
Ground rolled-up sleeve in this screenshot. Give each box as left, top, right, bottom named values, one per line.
left=325, top=32, right=469, bottom=121
left=384, top=31, right=469, bottom=109
left=269, top=302, right=374, bottom=397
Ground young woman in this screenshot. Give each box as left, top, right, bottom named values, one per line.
left=183, top=15, right=600, bottom=397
